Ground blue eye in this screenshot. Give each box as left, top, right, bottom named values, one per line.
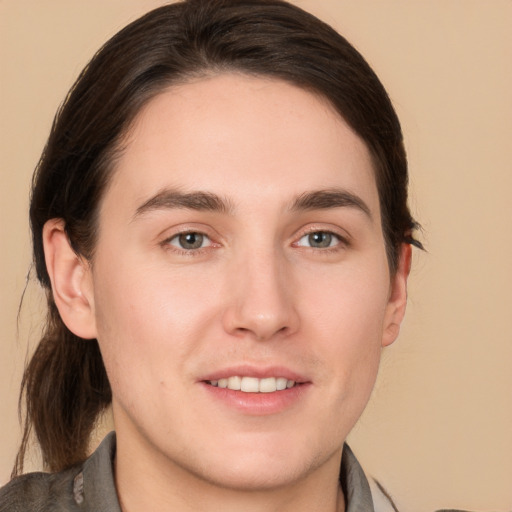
left=297, top=231, right=340, bottom=248
left=168, top=232, right=210, bottom=250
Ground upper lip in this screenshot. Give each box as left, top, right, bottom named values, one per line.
left=199, top=365, right=310, bottom=383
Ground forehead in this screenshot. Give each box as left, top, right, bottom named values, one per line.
left=107, top=73, right=379, bottom=217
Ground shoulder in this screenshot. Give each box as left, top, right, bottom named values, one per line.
left=0, top=433, right=119, bottom=512
left=0, top=467, right=81, bottom=512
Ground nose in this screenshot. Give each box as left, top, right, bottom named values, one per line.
left=222, top=248, right=299, bottom=341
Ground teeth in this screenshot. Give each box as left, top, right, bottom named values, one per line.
left=208, top=376, right=296, bottom=393
left=276, top=377, right=288, bottom=391
left=259, top=377, right=276, bottom=393
left=241, top=376, right=260, bottom=392
left=228, top=376, right=242, bottom=390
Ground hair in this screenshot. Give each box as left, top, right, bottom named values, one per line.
left=14, top=0, right=422, bottom=476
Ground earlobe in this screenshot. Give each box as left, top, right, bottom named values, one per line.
left=381, top=243, right=412, bottom=347
left=43, top=219, right=97, bottom=339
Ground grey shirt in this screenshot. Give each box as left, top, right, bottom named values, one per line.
left=0, top=432, right=389, bottom=511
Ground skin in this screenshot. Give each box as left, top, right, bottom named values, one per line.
left=44, top=73, right=410, bottom=512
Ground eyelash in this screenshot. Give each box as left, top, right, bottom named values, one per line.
left=293, top=229, right=348, bottom=252
left=162, top=231, right=216, bottom=256
left=161, top=227, right=349, bottom=256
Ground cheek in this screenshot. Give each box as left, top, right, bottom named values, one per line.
left=90, top=250, right=229, bottom=378
left=301, top=257, right=390, bottom=344
left=91, top=257, right=205, bottom=379
left=299, top=258, right=389, bottom=400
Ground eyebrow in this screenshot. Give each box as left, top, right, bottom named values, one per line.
left=290, top=188, right=372, bottom=218
left=134, top=189, right=234, bottom=219
left=133, top=187, right=371, bottom=220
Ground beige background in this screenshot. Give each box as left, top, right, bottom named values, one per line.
left=1, top=1, right=511, bottom=510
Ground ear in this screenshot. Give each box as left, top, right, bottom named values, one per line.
left=381, top=243, right=412, bottom=347
left=43, top=218, right=97, bottom=339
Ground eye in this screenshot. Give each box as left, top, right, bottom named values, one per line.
left=168, top=232, right=211, bottom=250
left=296, top=231, right=341, bottom=249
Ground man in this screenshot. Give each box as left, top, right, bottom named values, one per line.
left=1, top=1, right=422, bottom=510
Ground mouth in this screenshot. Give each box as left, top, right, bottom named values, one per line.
left=206, top=376, right=298, bottom=393
left=200, top=368, right=310, bottom=415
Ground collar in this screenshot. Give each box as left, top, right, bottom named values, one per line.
left=340, top=444, right=376, bottom=512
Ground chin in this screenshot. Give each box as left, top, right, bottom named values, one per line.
left=188, top=436, right=334, bottom=492
left=196, top=455, right=313, bottom=492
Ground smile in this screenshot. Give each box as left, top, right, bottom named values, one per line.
left=207, top=376, right=296, bottom=393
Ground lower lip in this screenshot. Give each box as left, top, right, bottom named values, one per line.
left=200, top=382, right=311, bottom=415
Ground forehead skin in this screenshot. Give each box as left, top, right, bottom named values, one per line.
left=103, top=73, right=382, bottom=234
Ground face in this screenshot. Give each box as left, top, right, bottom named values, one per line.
left=60, top=74, right=408, bottom=491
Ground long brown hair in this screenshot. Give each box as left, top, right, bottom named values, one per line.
left=15, top=0, right=421, bottom=476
